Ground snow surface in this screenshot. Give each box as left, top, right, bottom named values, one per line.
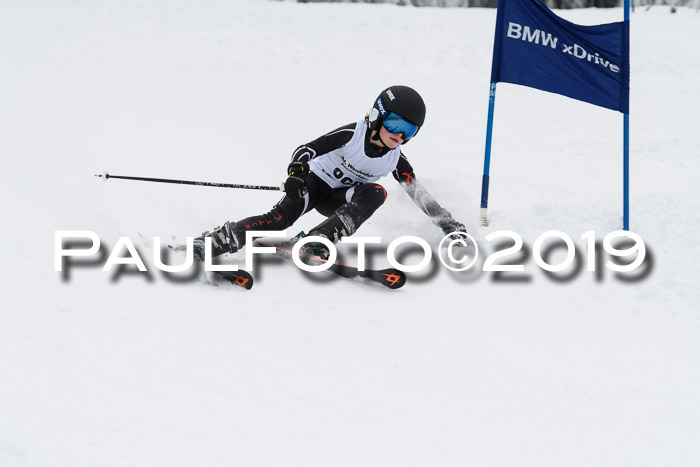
left=1, top=1, right=699, bottom=466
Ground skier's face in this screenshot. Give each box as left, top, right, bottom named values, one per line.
left=378, top=125, right=404, bottom=149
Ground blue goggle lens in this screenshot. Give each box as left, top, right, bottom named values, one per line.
left=382, top=112, right=419, bottom=141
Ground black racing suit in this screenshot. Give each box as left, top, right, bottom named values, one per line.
left=228, top=120, right=458, bottom=247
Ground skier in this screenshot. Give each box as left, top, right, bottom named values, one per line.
left=194, top=85, right=467, bottom=260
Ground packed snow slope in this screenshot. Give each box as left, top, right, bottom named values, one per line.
left=1, top=1, right=699, bottom=466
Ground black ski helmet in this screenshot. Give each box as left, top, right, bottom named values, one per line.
left=368, top=85, right=426, bottom=143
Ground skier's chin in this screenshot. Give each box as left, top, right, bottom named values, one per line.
left=382, top=136, right=402, bottom=149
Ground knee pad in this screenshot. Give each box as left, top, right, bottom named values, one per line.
left=352, top=183, right=387, bottom=211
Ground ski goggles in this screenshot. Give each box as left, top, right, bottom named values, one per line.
left=382, top=112, right=420, bottom=141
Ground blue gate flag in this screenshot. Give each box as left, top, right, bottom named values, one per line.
left=491, top=0, right=629, bottom=113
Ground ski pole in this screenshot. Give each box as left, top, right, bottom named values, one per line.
left=95, top=172, right=284, bottom=191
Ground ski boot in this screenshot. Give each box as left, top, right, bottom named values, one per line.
left=193, top=221, right=240, bottom=261
left=298, top=214, right=353, bottom=261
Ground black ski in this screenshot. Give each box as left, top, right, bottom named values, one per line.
left=255, top=238, right=406, bottom=289
left=168, top=243, right=254, bottom=290
left=214, top=270, right=254, bottom=290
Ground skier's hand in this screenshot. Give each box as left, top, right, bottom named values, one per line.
left=287, top=161, right=309, bottom=179
left=436, top=215, right=468, bottom=239
left=284, top=161, right=309, bottom=200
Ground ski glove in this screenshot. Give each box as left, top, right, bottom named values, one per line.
left=284, top=161, right=309, bottom=201
left=435, top=214, right=468, bottom=238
